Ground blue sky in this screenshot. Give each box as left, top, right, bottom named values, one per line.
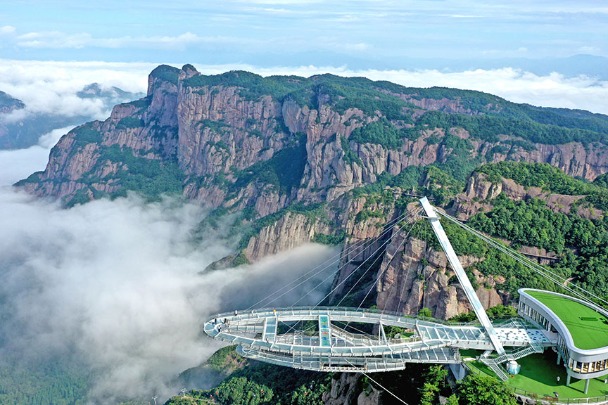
left=1, top=0, right=607, bottom=69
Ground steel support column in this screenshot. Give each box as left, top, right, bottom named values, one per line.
left=419, top=197, right=505, bottom=356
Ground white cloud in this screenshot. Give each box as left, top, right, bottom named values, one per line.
left=0, top=145, right=50, bottom=186
left=230, top=0, right=323, bottom=4
left=0, top=59, right=152, bottom=120
left=1, top=57, right=607, bottom=403
left=17, top=31, right=92, bottom=49
left=578, top=45, right=601, bottom=54
left=0, top=128, right=338, bottom=400
left=94, top=32, right=209, bottom=50
left=12, top=29, right=258, bottom=52
left=0, top=182, right=337, bottom=402
left=0, top=25, right=16, bottom=35
left=0, top=126, right=74, bottom=186
left=2, top=60, right=607, bottom=152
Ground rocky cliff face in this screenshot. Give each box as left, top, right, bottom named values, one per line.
left=19, top=64, right=608, bottom=211
left=322, top=374, right=381, bottom=405
left=17, top=63, right=608, bottom=318
left=373, top=224, right=503, bottom=318
left=453, top=171, right=603, bottom=220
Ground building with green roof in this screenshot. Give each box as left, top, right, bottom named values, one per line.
left=519, top=288, right=608, bottom=393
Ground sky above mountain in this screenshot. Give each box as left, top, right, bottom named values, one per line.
left=1, top=0, right=606, bottom=72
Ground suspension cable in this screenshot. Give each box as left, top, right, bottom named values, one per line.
left=440, top=212, right=591, bottom=302
left=316, top=221, right=403, bottom=307
left=343, top=360, right=409, bottom=405
left=289, top=212, right=411, bottom=308
left=246, top=211, right=410, bottom=309
left=335, top=239, right=392, bottom=307
left=437, top=210, right=608, bottom=309
left=357, top=211, right=420, bottom=310
left=280, top=212, right=416, bottom=337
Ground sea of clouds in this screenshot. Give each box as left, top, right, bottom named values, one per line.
left=0, top=59, right=606, bottom=402
left=0, top=175, right=337, bottom=401
left=1, top=59, right=607, bottom=119
left=0, top=117, right=336, bottom=402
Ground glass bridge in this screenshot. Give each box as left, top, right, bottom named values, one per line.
left=203, top=306, right=554, bottom=373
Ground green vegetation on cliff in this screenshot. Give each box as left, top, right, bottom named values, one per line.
left=81, top=144, right=183, bottom=204
left=408, top=184, right=608, bottom=298
left=149, top=65, right=180, bottom=86
left=469, top=194, right=608, bottom=297
left=477, top=161, right=608, bottom=210
left=478, top=161, right=592, bottom=194
left=232, top=134, right=307, bottom=194
left=166, top=347, right=332, bottom=405
left=180, top=70, right=608, bottom=148
left=350, top=118, right=403, bottom=149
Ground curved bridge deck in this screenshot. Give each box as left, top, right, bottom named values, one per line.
left=204, top=307, right=556, bottom=372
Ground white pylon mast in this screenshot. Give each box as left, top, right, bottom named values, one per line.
left=419, top=197, right=505, bottom=356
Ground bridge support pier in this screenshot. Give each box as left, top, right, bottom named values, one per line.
left=449, top=363, right=467, bottom=381
left=585, top=378, right=590, bottom=394
left=556, top=352, right=561, bottom=365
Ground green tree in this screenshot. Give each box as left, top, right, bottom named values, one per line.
left=457, top=373, right=516, bottom=405
left=419, top=365, right=448, bottom=405
left=419, top=382, right=439, bottom=405
left=418, top=307, right=433, bottom=318
left=445, top=394, right=459, bottom=405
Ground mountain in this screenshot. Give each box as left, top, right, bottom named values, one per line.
left=17, top=64, right=608, bottom=207
left=15, top=63, right=608, bottom=404
left=166, top=161, right=608, bottom=404
left=17, top=62, right=608, bottom=309
left=0, top=84, right=144, bottom=150
left=0, top=90, right=24, bottom=113
left=76, top=82, right=142, bottom=110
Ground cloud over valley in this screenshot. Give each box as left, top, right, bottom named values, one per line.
left=0, top=60, right=152, bottom=122
left=0, top=182, right=337, bottom=401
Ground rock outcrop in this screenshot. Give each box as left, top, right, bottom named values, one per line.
left=18, top=64, right=608, bottom=213
left=454, top=171, right=600, bottom=220
left=16, top=63, right=608, bottom=319
left=322, top=374, right=381, bottom=405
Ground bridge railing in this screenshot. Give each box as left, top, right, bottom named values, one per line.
left=210, top=306, right=484, bottom=327
left=512, top=388, right=608, bottom=404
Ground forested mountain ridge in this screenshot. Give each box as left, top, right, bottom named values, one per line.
left=18, top=64, right=608, bottom=210
left=17, top=64, right=608, bottom=304
left=16, top=64, right=608, bottom=294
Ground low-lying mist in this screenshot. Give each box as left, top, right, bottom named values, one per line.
left=0, top=186, right=338, bottom=403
